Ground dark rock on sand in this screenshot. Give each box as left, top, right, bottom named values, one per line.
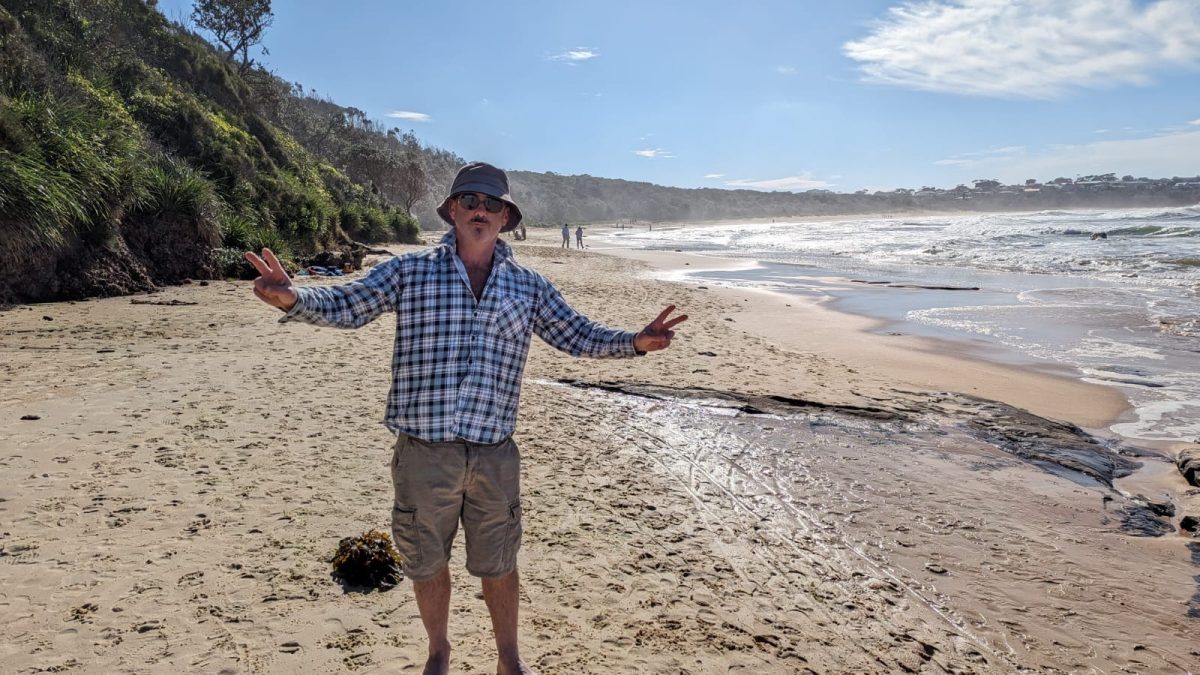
left=1180, top=515, right=1198, bottom=533
left=928, top=393, right=1139, bottom=487
left=556, top=380, right=906, bottom=422
left=1178, top=447, right=1200, bottom=487
left=1131, top=494, right=1175, bottom=518
left=1120, top=504, right=1175, bottom=537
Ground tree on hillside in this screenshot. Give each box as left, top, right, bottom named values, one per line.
left=345, top=144, right=400, bottom=197
left=394, top=160, right=428, bottom=216
left=384, top=128, right=428, bottom=215
left=192, top=0, right=273, bottom=75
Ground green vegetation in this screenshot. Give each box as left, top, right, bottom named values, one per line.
left=0, top=0, right=419, bottom=304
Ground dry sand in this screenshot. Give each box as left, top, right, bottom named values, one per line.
left=2, top=228, right=1198, bottom=673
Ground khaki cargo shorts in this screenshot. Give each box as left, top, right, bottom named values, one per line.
left=389, top=433, right=523, bottom=581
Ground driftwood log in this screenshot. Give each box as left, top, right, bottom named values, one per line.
left=351, top=241, right=392, bottom=255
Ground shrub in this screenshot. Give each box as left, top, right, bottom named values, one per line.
left=122, top=156, right=222, bottom=283
left=0, top=79, right=140, bottom=258
left=389, top=211, right=421, bottom=244
left=219, top=211, right=290, bottom=256
left=137, top=156, right=220, bottom=229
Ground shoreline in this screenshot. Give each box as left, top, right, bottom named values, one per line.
left=573, top=220, right=1200, bottom=458
left=555, top=231, right=1135, bottom=438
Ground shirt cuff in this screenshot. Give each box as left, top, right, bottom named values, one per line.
left=620, top=331, right=644, bottom=357
left=277, top=290, right=307, bottom=324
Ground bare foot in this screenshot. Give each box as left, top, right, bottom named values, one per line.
left=423, top=648, right=449, bottom=675
left=497, top=658, right=538, bottom=675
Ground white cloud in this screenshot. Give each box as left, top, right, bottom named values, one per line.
left=935, top=145, right=1026, bottom=165
left=703, top=173, right=725, bottom=179
left=634, top=149, right=674, bottom=159
left=725, top=174, right=834, bottom=191
left=386, top=110, right=431, bottom=122
left=775, top=65, right=797, bottom=75
left=843, top=0, right=1200, bottom=98
left=1190, top=118, right=1200, bottom=125
left=551, top=48, right=598, bottom=63
left=939, top=128, right=1200, bottom=181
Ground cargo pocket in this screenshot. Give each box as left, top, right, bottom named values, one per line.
left=504, top=499, right=523, bottom=570
left=390, top=504, right=421, bottom=567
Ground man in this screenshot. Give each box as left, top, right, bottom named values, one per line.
left=574, top=225, right=584, bottom=249
left=244, top=162, right=686, bottom=675
left=560, top=222, right=570, bottom=248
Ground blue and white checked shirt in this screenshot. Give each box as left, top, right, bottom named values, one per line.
left=281, top=230, right=639, bottom=443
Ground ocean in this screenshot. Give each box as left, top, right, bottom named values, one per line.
left=599, top=206, right=1200, bottom=444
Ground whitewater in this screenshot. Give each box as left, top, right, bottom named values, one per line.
left=601, top=205, right=1200, bottom=443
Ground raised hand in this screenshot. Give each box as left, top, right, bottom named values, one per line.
left=634, top=304, right=688, bottom=353
left=244, top=248, right=298, bottom=311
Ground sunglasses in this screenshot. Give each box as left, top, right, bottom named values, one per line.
left=455, top=193, right=506, bottom=214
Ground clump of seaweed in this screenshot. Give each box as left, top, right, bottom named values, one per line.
left=330, top=530, right=403, bottom=590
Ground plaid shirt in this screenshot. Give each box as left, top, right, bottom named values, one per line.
left=281, top=230, right=639, bottom=443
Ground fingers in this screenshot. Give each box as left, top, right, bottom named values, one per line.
left=634, top=327, right=677, bottom=353
left=663, top=314, right=688, bottom=330
left=244, top=251, right=271, bottom=276
left=650, top=304, right=677, bottom=326
left=262, top=249, right=288, bottom=279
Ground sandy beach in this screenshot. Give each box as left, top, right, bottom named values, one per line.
left=2, top=227, right=1198, bottom=673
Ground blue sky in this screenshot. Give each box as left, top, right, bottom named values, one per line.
left=156, top=0, right=1200, bottom=192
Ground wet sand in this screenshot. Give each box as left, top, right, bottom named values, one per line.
left=1, top=230, right=1198, bottom=672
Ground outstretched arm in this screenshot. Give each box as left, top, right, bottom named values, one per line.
left=244, top=247, right=403, bottom=328
left=633, top=305, right=688, bottom=353
left=534, top=281, right=686, bottom=358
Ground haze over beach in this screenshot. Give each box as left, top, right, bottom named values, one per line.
left=2, top=0, right=1200, bottom=673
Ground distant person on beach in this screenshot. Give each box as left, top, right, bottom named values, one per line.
left=575, top=226, right=584, bottom=249
left=244, top=162, right=686, bottom=675
left=561, top=223, right=570, bottom=248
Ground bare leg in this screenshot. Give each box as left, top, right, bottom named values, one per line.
left=482, top=569, right=536, bottom=674
left=413, top=565, right=452, bottom=675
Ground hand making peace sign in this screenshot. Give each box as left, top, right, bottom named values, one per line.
left=244, top=248, right=299, bottom=311
left=633, top=305, right=688, bottom=353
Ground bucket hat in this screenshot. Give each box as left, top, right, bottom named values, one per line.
left=436, top=162, right=523, bottom=233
